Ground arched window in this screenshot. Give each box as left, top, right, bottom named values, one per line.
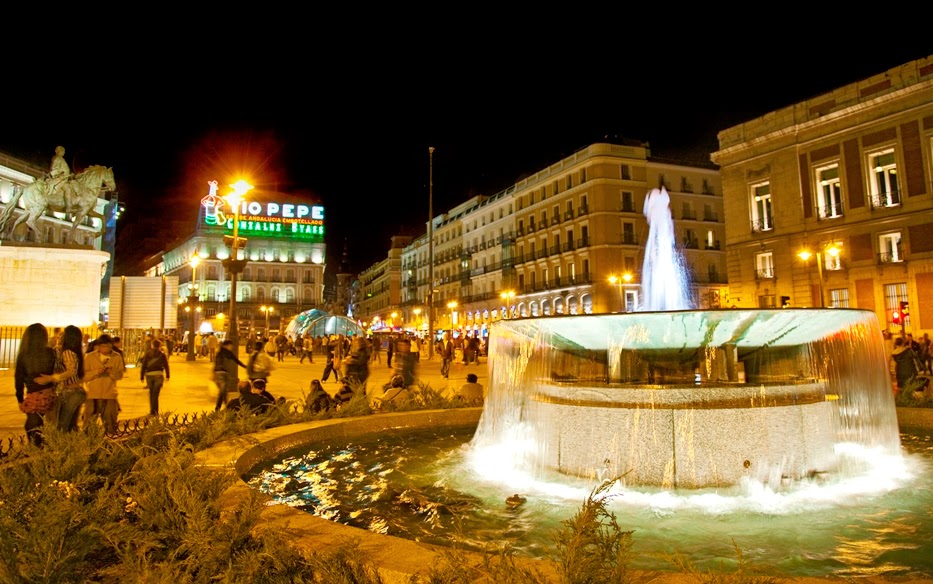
left=286, top=288, right=295, bottom=302
left=257, top=287, right=265, bottom=302
left=581, top=294, right=593, bottom=314
left=554, top=297, right=565, bottom=314
left=303, top=286, right=313, bottom=301
left=541, top=299, right=551, bottom=316
left=568, top=295, right=579, bottom=315
left=241, top=287, right=251, bottom=302
left=272, top=288, right=280, bottom=301
left=530, top=301, right=539, bottom=317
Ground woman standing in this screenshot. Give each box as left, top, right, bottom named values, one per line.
left=139, top=339, right=170, bottom=416
left=37, top=325, right=86, bottom=432
left=13, top=324, right=58, bottom=446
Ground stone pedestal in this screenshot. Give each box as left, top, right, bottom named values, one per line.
left=0, top=243, right=110, bottom=328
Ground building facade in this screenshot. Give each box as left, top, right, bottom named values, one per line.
left=153, top=187, right=327, bottom=338
left=711, top=55, right=933, bottom=336
left=358, top=141, right=726, bottom=337
left=358, top=235, right=412, bottom=330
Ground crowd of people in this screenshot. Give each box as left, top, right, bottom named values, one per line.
left=12, top=324, right=489, bottom=445
left=14, top=324, right=127, bottom=446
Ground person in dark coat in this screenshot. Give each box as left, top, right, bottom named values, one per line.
left=892, top=336, right=928, bottom=392
left=214, top=340, right=247, bottom=411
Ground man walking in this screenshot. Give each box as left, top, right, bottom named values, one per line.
left=440, top=332, right=454, bottom=379
left=214, top=339, right=247, bottom=411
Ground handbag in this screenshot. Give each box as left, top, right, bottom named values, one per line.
left=22, top=388, right=57, bottom=415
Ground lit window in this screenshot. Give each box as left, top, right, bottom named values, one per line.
left=878, top=232, right=902, bottom=263
left=750, top=182, right=773, bottom=232
left=829, top=288, right=849, bottom=308
left=756, top=252, right=774, bottom=279
left=868, top=149, right=899, bottom=208
left=816, top=164, right=843, bottom=219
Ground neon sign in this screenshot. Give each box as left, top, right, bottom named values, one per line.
left=200, top=180, right=325, bottom=241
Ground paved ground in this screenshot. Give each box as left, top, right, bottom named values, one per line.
left=0, top=349, right=487, bottom=443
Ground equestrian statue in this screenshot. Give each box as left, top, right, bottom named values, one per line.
left=0, top=146, right=116, bottom=244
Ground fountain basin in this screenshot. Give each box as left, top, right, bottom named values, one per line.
left=534, top=381, right=834, bottom=488
left=477, top=308, right=900, bottom=489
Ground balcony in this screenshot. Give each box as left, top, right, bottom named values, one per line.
left=681, top=211, right=697, bottom=220
left=578, top=205, right=589, bottom=216
left=878, top=248, right=905, bottom=264
left=562, top=241, right=575, bottom=253
left=549, top=245, right=561, bottom=255
left=683, top=239, right=700, bottom=250
left=564, top=211, right=574, bottom=220
left=751, top=219, right=774, bottom=233
left=870, top=191, right=901, bottom=209
left=703, top=212, right=719, bottom=222
left=621, top=235, right=639, bottom=245
left=576, top=237, right=590, bottom=248
left=756, top=268, right=775, bottom=280
left=704, top=241, right=721, bottom=251
left=817, top=204, right=845, bottom=220
left=551, top=217, right=559, bottom=226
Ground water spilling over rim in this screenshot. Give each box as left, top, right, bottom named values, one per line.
left=472, top=308, right=900, bottom=489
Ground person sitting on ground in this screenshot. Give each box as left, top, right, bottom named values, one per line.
left=450, top=373, right=484, bottom=405
left=375, top=374, right=411, bottom=408
left=305, top=379, right=334, bottom=413
left=227, top=379, right=277, bottom=414
left=333, top=377, right=356, bottom=406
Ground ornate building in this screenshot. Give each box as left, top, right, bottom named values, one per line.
left=712, top=54, right=933, bottom=335
left=152, top=187, right=327, bottom=338
left=357, top=140, right=726, bottom=338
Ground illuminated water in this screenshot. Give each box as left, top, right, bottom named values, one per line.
left=246, top=185, right=911, bottom=576
left=641, top=186, right=692, bottom=311
left=246, top=423, right=933, bottom=578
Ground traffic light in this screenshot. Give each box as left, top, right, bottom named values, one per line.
left=892, top=309, right=902, bottom=325
left=900, top=301, right=910, bottom=318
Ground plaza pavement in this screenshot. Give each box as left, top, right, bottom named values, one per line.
left=0, top=349, right=487, bottom=444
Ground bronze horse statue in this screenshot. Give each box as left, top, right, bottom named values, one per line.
left=0, top=165, right=116, bottom=243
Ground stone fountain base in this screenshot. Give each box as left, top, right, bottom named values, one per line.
left=532, top=381, right=835, bottom=488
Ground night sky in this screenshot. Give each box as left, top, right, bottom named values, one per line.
left=1, top=41, right=929, bottom=274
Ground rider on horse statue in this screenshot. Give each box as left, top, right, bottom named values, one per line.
left=48, top=145, right=75, bottom=211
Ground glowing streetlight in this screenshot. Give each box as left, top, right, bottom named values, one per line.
left=186, top=255, right=201, bottom=361
left=608, top=273, right=632, bottom=313
left=223, top=179, right=253, bottom=355
left=260, top=305, right=274, bottom=335
left=447, top=300, right=458, bottom=331
left=797, top=244, right=840, bottom=308
left=500, top=290, right=516, bottom=319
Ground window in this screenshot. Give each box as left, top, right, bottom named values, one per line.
left=884, top=283, right=907, bottom=321
left=756, top=252, right=774, bottom=279
left=625, top=290, right=638, bottom=313
left=829, top=288, right=849, bottom=308
left=581, top=168, right=587, bottom=183
left=623, top=222, right=635, bottom=244
left=272, top=288, right=280, bottom=301
left=879, top=232, right=903, bottom=263
left=620, top=164, right=631, bottom=180
left=621, top=191, right=634, bottom=212
left=257, top=287, right=265, bottom=301
left=868, top=149, right=899, bottom=208
left=286, top=289, right=295, bottom=302
left=241, top=287, right=251, bottom=302
left=816, top=164, right=843, bottom=219
left=751, top=182, right=773, bottom=232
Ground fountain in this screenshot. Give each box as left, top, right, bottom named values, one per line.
left=469, top=186, right=901, bottom=488
left=242, top=187, right=922, bottom=577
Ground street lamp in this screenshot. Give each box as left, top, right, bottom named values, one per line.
left=260, top=305, right=274, bottom=336
left=427, top=146, right=436, bottom=359
left=500, top=290, right=515, bottom=319
left=186, top=255, right=201, bottom=361
left=608, top=272, right=632, bottom=312
left=447, top=300, right=458, bottom=332
left=797, top=245, right=839, bottom=308
left=223, top=179, right=253, bottom=355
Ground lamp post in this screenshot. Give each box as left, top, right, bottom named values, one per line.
left=447, top=300, right=458, bottom=332
left=797, top=245, right=839, bottom=308
left=260, top=305, right=273, bottom=336
left=427, top=146, right=436, bottom=359
left=186, top=255, right=201, bottom=361
left=500, top=290, right=515, bottom=319
left=223, top=179, right=253, bottom=356
left=608, top=272, right=632, bottom=312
